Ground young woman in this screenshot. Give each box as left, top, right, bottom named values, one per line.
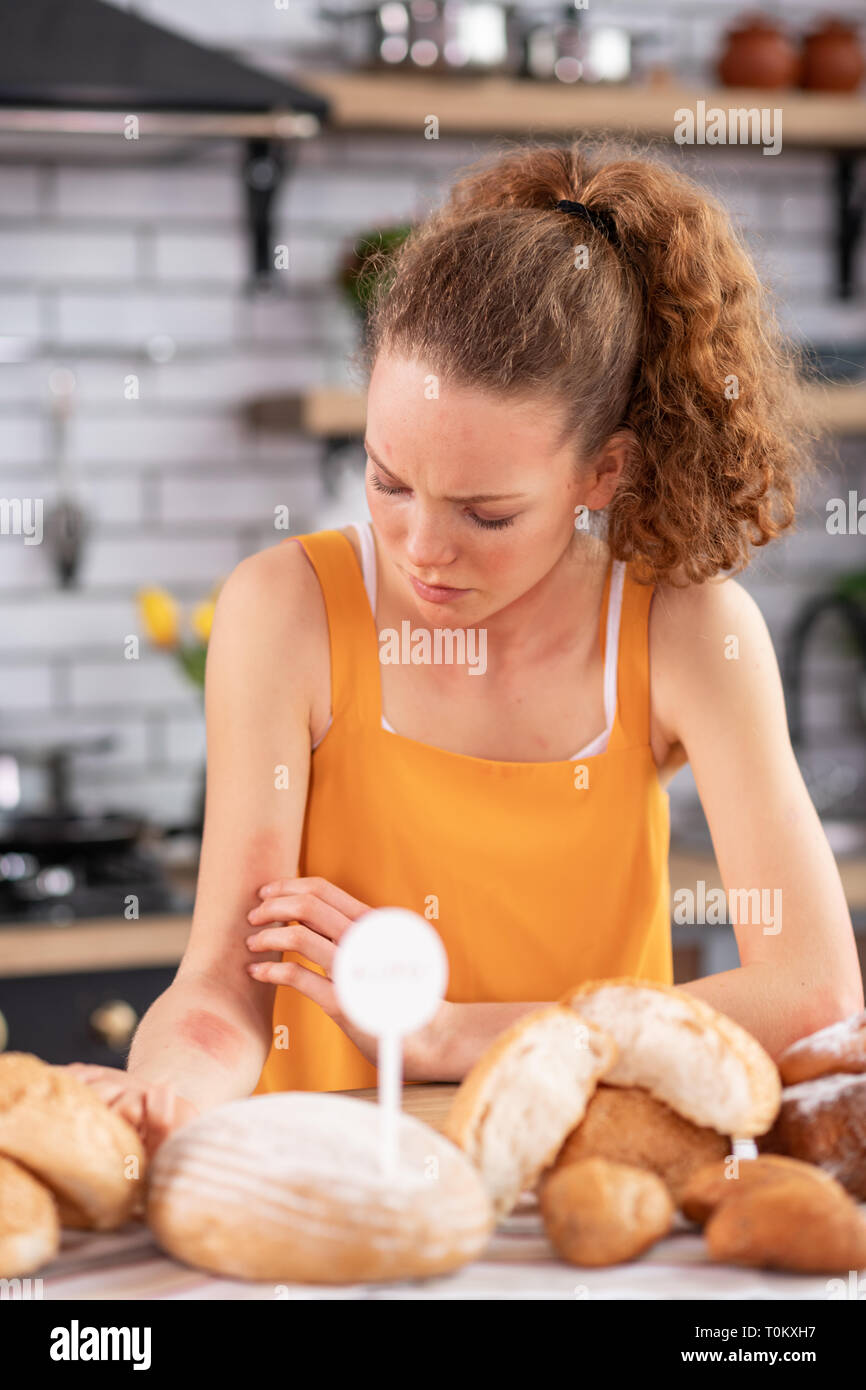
left=68, top=140, right=862, bottom=1152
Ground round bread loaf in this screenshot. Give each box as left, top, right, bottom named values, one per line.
left=0, top=1154, right=60, bottom=1278
left=777, top=1010, right=866, bottom=1086
left=544, top=1083, right=729, bottom=1205
left=539, top=1157, right=674, bottom=1266
left=757, top=1071, right=866, bottom=1199
left=0, top=1053, right=146, bottom=1230
left=561, top=979, right=781, bottom=1137
left=442, top=1004, right=618, bottom=1221
left=704, top=1174, right=866, bottom=1273
left=681, top=1153, right=849, bottom=1225
left=147, top=1092, right=495, bottom=1284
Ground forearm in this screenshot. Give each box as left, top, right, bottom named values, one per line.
left=430, top=1000, right=549, bottom=1081
left=428, top=958, right=857, bottom=1082
left=125, top=971, right=270, bottom=1114
left=675, top=961, right=856, bottom=1060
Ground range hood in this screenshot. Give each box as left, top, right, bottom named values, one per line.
left=0, top=0, right=328, bottom=132
left=0, top=0, right=331, bottom=281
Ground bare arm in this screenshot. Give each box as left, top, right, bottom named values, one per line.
left=126, top=540, right=322, bottom=1112
left=652, top=575, right=863, bottom=1057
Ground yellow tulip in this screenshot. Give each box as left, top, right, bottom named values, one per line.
left=138, top=587, right=180, bottom=648
left=191, top=599, right=215, bottom=644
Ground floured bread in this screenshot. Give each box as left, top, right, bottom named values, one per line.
left=562, top=979, right=781, bottom=1137
left=0, top=1053, right=145, bottom=1230
left=147, top=1092, right=494, bottom=1284
left=757, top=1072, right=866, bottom=1199
left=777, top=1010, right=866, bottom=1086
left=0, top=1154, right=60, bottom=1277
left=544, top=1083, right=730, bottom=1205
left=442, top=1004, right=618, bottom=1221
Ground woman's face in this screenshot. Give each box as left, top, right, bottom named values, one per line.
left=364, top=352, right=618, bottom=623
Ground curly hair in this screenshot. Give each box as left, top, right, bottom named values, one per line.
left=356, top=138, right=818, bottom=587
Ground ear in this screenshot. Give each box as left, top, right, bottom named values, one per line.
left=583, top=428, right=639, bottom=509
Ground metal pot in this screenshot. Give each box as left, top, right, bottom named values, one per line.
left=321, top=2, right=524, bottom=74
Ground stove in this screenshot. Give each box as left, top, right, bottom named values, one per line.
left=0, top=842, right=193, bottom=924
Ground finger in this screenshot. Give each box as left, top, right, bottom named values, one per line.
left=246, top=921, right=335, bottom=973
left=80, top=1076, right=133, bottom=1107
left=256, top=876, right=370, bottom=920
left=63, top=1063, right=122, bottom=1080
left=246, top=891, right=349, bottom=945
left=246, top=958, right=337, bottom=1015
left=141, top=1085, right=180, bottom=1156
left=107, top=1089, right=146, bottom=1135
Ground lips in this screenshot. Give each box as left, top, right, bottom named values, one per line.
left=407, top=573, right=470, bottom=604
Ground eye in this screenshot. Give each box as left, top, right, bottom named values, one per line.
left=370, top=467, right=516, bottom=529
left=369, top=472, right=407, bottom=497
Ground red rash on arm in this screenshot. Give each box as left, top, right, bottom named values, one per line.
left=176, top=1008, right=245, bottom=1065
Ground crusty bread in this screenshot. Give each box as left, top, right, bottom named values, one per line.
left=442, top=1003, right=617, bottom=1221
left=757, top=1072, right=866, bottom=1199
left=0, top=1154, right=59, bottom=1278
left=681, top=1153, right=849, bottom=1225
left=561, top=979, right=781, bottom=1137
left=777, top=1010, right=866, bottom=1086
left=539, top=1157, right=674, bottom=1266
left=147, top=1092, right=494, bottom=1284
left=545, top=1083, right=729, bottom=1205
left=704, top=1174, right=866, bottom=1273
left=0, top=1053, right=146, bottom=1230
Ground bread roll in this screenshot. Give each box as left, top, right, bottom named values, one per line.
left=705, top=1175, right=866, bottom=1273
left=147, top=1092, right=494, bottom=1284
left=0, top=1154, right=60, bottom=1278
left=442, top=1003, right=617, bottom=1221
left=681, top=1153, right=849, bottom=1225
left=562, top=979, right=781, bottom=1137
left=546, top=1083, right=729, bottom=1205
left=0, top=1053, right=146, bottom=1230
left=757, top=1071, right=866, bottom=1199
left=777, top=1010, right=866, bottom=1086
left=539, top=1157, right=674, bottom=1266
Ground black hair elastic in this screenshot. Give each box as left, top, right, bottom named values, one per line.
left=556, top=199, right=620, bottom=248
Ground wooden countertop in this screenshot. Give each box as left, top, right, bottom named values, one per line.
left=2, top=847, right=866, bottom=977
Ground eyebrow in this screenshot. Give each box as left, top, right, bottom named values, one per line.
left=364, top=440, right=528, bottom=504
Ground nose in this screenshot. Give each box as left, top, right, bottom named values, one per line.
left=404, top=510, right=458, bottom=574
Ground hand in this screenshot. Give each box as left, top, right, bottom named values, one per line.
left=245, top=875, right=452, bottom=1081
left=61, top=1063, right=200, bottom=1160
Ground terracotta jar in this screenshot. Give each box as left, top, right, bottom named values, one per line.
left=801, top=19, right=865, bottom=92
left=717, top=15, right=800, bottom=89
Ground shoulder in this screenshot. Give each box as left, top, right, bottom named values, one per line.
left=208, top=538, right=331, bottom=715
left=648, top=570, right=776, bottom=748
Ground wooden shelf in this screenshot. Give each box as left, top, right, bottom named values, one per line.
left=305, top=70, right=866, bottom=146
left=247, top=381, right=866, bottom=440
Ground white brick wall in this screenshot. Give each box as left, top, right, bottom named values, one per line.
left=0, top=0, right=864, bottom=828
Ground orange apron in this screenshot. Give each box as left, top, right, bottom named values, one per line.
left=253, top=529, right=672, bottom=1093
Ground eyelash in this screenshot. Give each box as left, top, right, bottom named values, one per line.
left=369, top=472, right=516, bottom=530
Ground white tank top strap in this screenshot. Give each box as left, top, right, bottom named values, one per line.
left=355, top=517, right=377, bottom=615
